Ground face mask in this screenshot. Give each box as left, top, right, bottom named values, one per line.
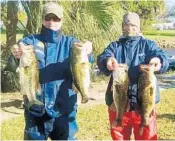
left=122, top=23, right=140, bottom=37
left=123, top=31, right=139, bottom=37
left=43, top=20, right=63, bottom=31
left=55, top=20, right=62, bottom=31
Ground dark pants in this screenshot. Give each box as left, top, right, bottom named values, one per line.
left=24, top=110, right=78, bottom=140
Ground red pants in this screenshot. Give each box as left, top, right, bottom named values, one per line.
left=108, top=108, right=157, bottom=140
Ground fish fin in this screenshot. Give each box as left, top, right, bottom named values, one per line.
left=125, top=99, right=130, bottom=112
left=81, top=95, right=89, bottom=103
left=150, top=108, right=155, bottom=117
left=88, top=97, right=96, bottom=100
left=36, top=86, right=42, bottom=95
left=82, top=62, right=91, bottom=68
left=72, top=83, right=79, bottom=94
left=139, top=126, right=144, bottom=136
left=150, top=87, right=153, bottom=96
left=112, top=118, right=122, bottom=128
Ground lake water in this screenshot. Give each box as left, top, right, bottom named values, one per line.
left=158, top=48, right=175, bottom=90
left=163, top=48, right=175, bottom=57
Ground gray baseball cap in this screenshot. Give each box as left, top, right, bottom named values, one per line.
left=123, top=12, right=140, bottom=28
left=42, top=2, right=63, bottom=19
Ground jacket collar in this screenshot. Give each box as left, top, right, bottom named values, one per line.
left=119, top=32, right=143, bottom=42
left=40, top=25, right=62, bottom=43
left=119, top=35, right=142, bottom=42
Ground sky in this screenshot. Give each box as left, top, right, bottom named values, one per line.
left=166, top=0, right=175, bottom=9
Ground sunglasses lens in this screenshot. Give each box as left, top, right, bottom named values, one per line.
left=45, top=15, right=61, bottom=22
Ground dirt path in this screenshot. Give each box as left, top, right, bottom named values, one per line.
left=1, top=80, right=107, bottom=122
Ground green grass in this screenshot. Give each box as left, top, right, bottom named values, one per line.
left=156, top=88, right=175, bottom=139
left=143, top=30, right=175, bottom=36
left=1, top=88, right=175, bottom=140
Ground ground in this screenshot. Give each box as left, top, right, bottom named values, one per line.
left=1, top=73, right=175, bottom=122
left=0, top=78, right=108, bottom=122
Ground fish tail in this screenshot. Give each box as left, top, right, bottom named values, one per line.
left=112, top=118, right=122, bottom=128
left=139, top=125, right=144, bottom=136
left=81, top=95, right=89, bottom=103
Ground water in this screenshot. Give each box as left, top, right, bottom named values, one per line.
left=163, top=48, right=175, bottom=57
left=157, top=48, right=175, bottom=90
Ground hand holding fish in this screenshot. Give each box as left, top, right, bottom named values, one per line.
left=73, top=40, right=92, bottom=54
left=149, top=57, right=161, bottom=72
left=107, top=57, right=119, bottom=71
left=11, top=42, right=32, bottom=59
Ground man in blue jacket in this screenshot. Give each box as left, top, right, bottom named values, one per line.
left=12, top=2, right=93, bottom=140
left=97, top=12, right=169, bottom=140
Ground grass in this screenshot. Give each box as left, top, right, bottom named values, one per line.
left=156, top=88, right=175, bottom=139
left=1, top=88, right=175, bottom=140
left=143, top=30, right=175, bottom=36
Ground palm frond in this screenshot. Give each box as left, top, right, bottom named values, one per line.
left=85, top=1, right=113, bottom=30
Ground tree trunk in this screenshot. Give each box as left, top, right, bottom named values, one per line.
left=6, top=1, right=18, bottom=48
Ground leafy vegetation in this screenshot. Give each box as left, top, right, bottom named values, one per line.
left=1, top=88, right=175, bottom=140
left=119, top=0, right=165, bottom=30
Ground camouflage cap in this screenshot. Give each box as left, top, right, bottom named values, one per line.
left=42, top=2, right=63, bottom=19
left=123, top=12, right=140, bottom=28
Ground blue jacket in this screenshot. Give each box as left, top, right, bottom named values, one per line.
left=97, top=36, right=169, bottom=109
left=19, top=26, right=93, bottom=117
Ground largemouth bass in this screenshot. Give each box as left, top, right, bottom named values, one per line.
left=138, top=64, right=156, bottom=135
left=70, top=42, right=91, bottom=103
left=112, top=64, right=129, bottom=127
left=16, top=44, right=43, bottom=109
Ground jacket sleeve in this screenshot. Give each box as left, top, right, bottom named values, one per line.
left=97, top=42, right=116, bottom=76
left=145, top=40, right=169, bottom=74
left=18, top=34, right=36, bottom=46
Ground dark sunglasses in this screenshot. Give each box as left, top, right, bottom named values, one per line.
left=45, top=14, right=61, bottom=22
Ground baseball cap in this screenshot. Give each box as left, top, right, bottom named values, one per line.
left=42, top=2, right=63, bottom=19
left=123, top=12, right=140, bottom=28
